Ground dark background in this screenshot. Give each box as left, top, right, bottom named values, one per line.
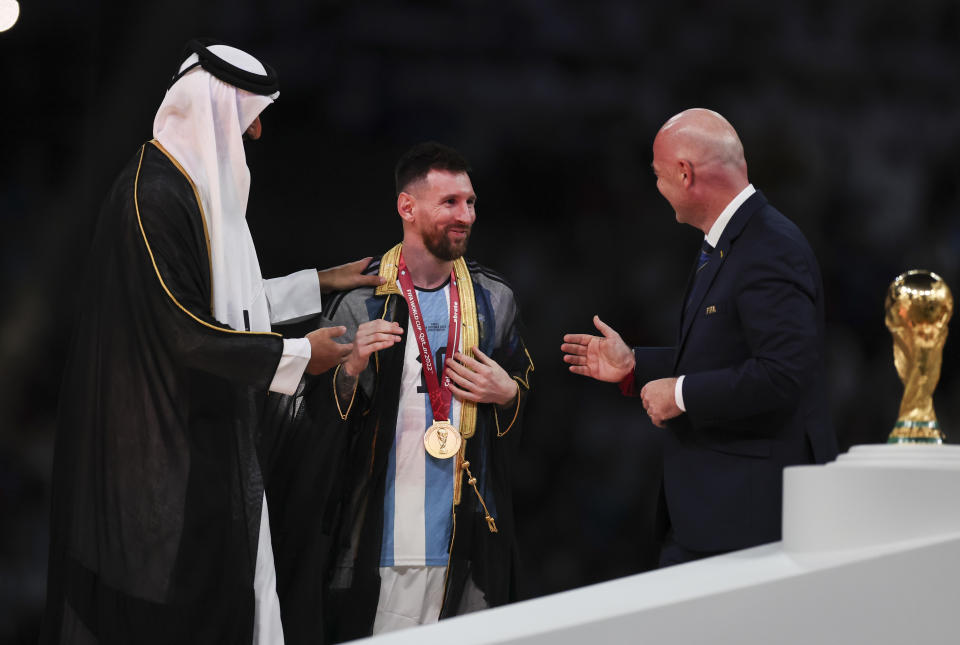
left=2, top=1, right=959, bottom=642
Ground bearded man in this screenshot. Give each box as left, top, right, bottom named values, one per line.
left=265, top=142, right=534, bottom=643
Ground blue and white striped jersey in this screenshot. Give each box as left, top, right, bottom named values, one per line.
left=380, top=282, right=462, bottom=567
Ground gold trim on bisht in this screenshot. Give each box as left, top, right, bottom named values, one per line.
left=375, top=243, right=403, bottom=296
left=452, top=254, right=479, bottom=439
left=149, top=139, right=216, bottom=316
left=134, top=145, right=280, bottom=338
left=376, top=243, right=479, bottom=439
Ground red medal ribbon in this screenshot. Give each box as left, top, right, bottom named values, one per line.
left=397, top=254, right=461, bottom=423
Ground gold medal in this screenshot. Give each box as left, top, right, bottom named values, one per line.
left=424, top=420, right=462, bottom=459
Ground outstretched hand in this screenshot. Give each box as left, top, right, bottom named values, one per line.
left=561, top=315, right=635, bottom=382
left=316, top=257, right=386, bottom=293
left=306, top=326, right=352, bottom=375
left=447, top=347, right=518, bottom=406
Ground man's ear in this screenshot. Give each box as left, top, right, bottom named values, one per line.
left=678, top=159, right=694, bottom=188
left=397, top=192, right=415, bottom=222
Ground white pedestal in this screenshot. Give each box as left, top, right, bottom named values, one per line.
left=784, top=444, right=960, bottom=552
left=354, top=444, right=960, bottom=645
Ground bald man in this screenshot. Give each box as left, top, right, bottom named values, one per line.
left=562, top=109, right=838, bottom=566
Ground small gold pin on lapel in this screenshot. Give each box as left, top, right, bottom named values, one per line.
left=705, top=305, right=717, bottom=315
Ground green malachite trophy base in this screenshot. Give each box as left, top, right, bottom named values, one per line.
left=888, top=436, right=943, bottom=444
left=887, top=420, right=944, bottom=444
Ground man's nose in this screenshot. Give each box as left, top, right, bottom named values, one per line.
left=455, top=203, right=475, bottom=224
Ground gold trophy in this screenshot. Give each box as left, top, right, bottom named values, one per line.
left=884, top=270, right=953, bottom=443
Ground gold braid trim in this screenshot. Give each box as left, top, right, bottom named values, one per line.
left=452, top=256, right=479, bottom=439
left=149, top=140, right=216, bottom=315
left=332, top=363, right=359, bottom=420
left=134, top=144, right=279, bottom=338
left=494, top=391, right=521, bottom=437
left=375, top=243, right=403, bottom=296
left=494, top=347, right=534, bottom=437
left=515, top=346, right=535, bottom=390
left=461, top=456, right=497, bottom=533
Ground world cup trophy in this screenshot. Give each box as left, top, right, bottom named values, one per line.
left=885, top=270, right=953, bottom=443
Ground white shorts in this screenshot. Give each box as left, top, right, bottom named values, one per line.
left=372, top=565, right=447, bottom=635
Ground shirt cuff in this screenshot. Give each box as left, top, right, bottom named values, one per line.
left=263, top=269, right=324, bottom=325
left=269, top=337, right=312, bottom=395
left=674, top=375, right=686, bottom=412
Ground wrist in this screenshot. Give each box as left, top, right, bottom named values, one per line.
left=618, top=371, right=638, bottom=397
left=316, top=270, right=331, bottom=294
left=495, top=380, right=519, bottom=407
left=343, top=357, right=363, bottom=377
left=622, top=353, right=636, bottom=377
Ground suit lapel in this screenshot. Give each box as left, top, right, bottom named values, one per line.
left=673, top=191, right=768, bottom=371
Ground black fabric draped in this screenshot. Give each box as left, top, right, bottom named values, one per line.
left=258, top=374, right=351, bottom=645
left=42, top=142, right=283, bottom=644
left=261, top=255, right=534, bottom=644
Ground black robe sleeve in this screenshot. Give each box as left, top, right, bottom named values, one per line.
left=134, top=142, right=283, bottom=383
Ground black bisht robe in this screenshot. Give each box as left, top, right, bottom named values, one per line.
left=261, top=252, right=534, bottom=644
left=43, top=142, right=283, bottom=644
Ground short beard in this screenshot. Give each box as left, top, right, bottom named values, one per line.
left=424, top=226, right=470, bottom=261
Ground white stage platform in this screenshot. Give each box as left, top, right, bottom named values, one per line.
left=357, top=445, right=960, bottom=644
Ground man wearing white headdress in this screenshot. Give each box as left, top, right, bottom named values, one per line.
left=42, top=40, right=380, bottom=644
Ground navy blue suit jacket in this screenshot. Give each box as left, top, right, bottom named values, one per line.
left=634, top=190, right=838, bottom=553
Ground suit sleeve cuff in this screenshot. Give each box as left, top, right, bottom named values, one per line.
left=675, top=374, right=686, bottom=412
left=269, top=337, right=311, bottom=395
